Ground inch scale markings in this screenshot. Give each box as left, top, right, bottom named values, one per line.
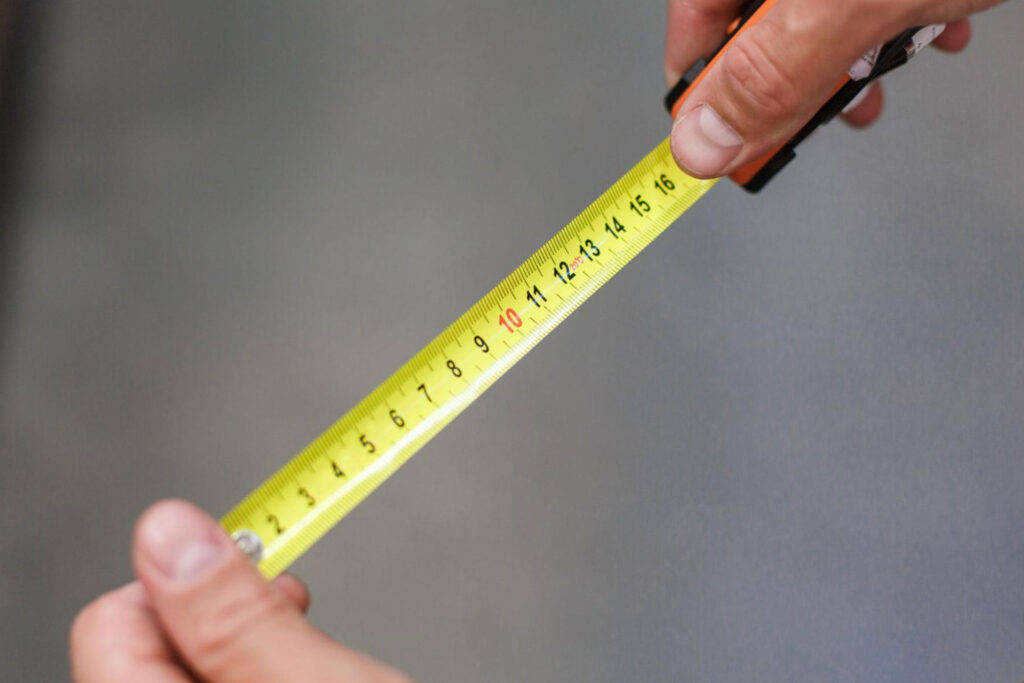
left=222, top=139, right=717, bottom=577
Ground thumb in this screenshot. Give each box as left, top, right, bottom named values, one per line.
left=670, top=0, right=904, bottom=178
left=133, top=500, right=406, bottom=683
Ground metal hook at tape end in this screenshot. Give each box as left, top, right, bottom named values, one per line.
left=231, top=529, right=264, bottom=563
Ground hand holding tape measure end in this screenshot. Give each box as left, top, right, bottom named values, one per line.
left=72, top=499, right=411, bottom=682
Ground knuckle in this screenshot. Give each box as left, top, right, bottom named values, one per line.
left=719, top=30, right=803, bottom=122
left=868, top=0, right=908, bottom=22
left=68, top=609, right=93, bottom=655
left=69, top=594, right=118, bottom=652
left=850, top=0, right=914, bottom=37
left=188, top=586, right=297, bottom=675
left=680, top=0, right=738, bottom=24
left=889, top=0, right=945, bottom=26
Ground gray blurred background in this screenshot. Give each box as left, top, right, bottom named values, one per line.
left=2, top=1, right=1023, bottom=681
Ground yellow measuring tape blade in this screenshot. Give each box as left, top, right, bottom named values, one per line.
left=221, top=138, right=717, bottom=577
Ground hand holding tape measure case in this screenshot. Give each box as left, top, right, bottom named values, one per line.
left=665, top=0, right=939, bottom=192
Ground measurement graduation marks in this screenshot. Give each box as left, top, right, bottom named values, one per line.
left=221, top=139, right=717, bottom=577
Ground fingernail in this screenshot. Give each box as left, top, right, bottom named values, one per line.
left=139, top=501, right=228, bottom=582
left=671, top=104, right=744, bottom=177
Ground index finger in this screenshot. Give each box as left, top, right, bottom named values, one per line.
left=665, top=0, right=749, bottom=86
left=70, top=583, right=190, bottom=683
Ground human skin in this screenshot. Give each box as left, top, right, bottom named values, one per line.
left=69, top=4, right=1016, bottom=679
left=70, top=500, right=411, bottom=683
left=665, top=0, right=1012, bottom=178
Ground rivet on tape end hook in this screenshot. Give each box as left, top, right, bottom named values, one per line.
left=232, top=530, right=264, bottom=563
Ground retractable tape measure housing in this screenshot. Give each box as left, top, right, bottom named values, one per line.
left=665, top=0, right=944, bottom=192
left=222, top=0, right=941, bottom=577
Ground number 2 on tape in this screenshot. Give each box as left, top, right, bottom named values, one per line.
left=221, top=139, right=717, bottom=578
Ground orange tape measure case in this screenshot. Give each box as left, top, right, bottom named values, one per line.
left=665, top=0, right=937, bottom=192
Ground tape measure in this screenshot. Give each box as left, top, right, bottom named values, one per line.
left=222, top=0, right=939, bottom=577
left=665, top=0, right=942, bottom=192
left=221, top=140, right=717, bottom=577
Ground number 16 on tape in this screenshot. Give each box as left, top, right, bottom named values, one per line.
left=222, top=139, right=717, bottom=578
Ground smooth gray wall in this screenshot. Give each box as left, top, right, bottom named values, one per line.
left=2, top=2, right=1023, bottom=681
